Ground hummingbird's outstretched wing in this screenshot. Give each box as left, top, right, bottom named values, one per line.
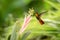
left=39, top=11, right=48, bottom=17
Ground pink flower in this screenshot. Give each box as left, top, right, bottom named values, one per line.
left=19, top=15, right=32, bottom=34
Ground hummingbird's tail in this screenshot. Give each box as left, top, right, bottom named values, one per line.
left=39, top=19, right=44, bottom=25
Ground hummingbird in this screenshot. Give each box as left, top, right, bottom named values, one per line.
left=35, top=11, right=47, bottom=25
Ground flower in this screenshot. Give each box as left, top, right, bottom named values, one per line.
left=19, top=15, right=32, bottom=34
left=19, top=8, right=34, bottom=34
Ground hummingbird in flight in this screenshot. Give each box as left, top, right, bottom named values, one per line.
left=35, top=11, right=47, bottom=25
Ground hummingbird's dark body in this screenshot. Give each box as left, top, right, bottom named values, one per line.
left=35, top=12, right=44, bottom=25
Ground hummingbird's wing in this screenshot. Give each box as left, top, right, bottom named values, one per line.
left=39, top=11, right=48, bottom=17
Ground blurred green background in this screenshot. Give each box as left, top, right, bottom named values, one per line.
left=0, top=0, right=60, bottom=40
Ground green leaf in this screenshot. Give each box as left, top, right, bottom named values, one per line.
left=10, top=21, right=21, bottom=40
left=21, top=31, right=31, bottom=40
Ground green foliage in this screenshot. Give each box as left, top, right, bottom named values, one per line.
left=0, top=0, right=60, bottom=40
